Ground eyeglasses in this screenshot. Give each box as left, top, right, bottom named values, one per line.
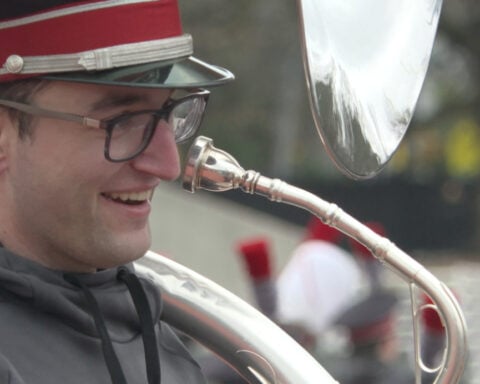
left=0, top=90, right=210, bottom=162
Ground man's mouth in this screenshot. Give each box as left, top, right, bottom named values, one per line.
left=101, top=190, right=153, bottom=205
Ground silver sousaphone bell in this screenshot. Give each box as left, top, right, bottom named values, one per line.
left=297, top=0, right=443, bottom=179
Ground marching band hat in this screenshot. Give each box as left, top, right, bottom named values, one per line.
left=0, top=0, right=234, bottom=88
left=276, top=240, right=362, bottom=335
left=236, top=237, right=272, bottom=280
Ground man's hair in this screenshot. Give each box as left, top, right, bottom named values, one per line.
left=0, top=79, right=47, bottom=138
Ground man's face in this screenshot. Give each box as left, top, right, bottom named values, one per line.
left=0, top=81, right=181, bottom=272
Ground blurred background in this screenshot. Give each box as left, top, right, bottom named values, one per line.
left=176, top=0, right=480, bottom=253
left=146, top=0, right=480, bottom=382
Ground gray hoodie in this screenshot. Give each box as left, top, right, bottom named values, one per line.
left=0, top=247, right=206, bottom=384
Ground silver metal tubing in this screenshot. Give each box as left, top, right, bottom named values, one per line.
left=180, top=136, right=468, bottom=384
left=137, top=251, right=338, bottom=384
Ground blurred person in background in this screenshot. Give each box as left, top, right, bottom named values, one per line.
left=197, top=219, right=363, bottom=383
left=236, top=237, right=277, bottom=318
left=275, top=217, right=363, bottom=356
left=324, top=220, right=418, bottom=384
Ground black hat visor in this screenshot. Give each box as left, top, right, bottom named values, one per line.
left=43, top=55, right=234, bottom=89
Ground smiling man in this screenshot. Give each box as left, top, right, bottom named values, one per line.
left=0, top=1, right=233, bottom=383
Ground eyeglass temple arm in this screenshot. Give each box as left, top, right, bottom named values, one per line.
left=0, top=99, right=101, bottom=129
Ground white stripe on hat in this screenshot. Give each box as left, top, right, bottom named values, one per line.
left=1, top=35, right=192, bottom=75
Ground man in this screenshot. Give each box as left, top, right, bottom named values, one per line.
left=0, top=1, right=233, bottom=383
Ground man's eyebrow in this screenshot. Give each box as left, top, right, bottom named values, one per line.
left=89, top=93, right=148, bottom=113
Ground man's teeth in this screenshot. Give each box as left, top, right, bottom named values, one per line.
left=107, top=190, right=152, bottom=203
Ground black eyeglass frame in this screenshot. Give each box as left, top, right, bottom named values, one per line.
left=0, top=89, right=210, bottom=162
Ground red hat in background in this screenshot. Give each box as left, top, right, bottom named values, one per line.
left=349, top=221, right=386, bottom=260
left=0, top=0, right=234, bottom=87
left=304, top=216, right=343, bottom=244
left=236, top=237, right=277, bottom=317
left=236, top=237, right=272, bottom=280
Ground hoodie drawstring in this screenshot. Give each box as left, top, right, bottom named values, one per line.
left=117, top=267, right=161, bottom=384
left=64, top=269, right=161, bottom=384
left=64, top=273, right=128, bottom=384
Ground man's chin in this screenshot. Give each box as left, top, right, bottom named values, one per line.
left=101, top=236, right=151, bottom=268
left=121, top=241, right=151, bottom=263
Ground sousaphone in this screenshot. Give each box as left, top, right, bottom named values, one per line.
left=298, top=0, right=443, bottom=179
left=139, top=1, right=468, bottom=383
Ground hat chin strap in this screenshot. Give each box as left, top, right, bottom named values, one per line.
left=1, top=34, right=193, bottom=76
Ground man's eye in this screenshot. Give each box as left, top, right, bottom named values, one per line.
left=115, top=117, right=133, bottom=130
left=113, top=113, right=151, bottom=132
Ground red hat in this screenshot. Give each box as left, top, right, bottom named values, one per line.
left=304, top=216, right=343, bottom=244
left=236, top=237, right=272, bottom=280
left=0, top=0, right=234, bottom=87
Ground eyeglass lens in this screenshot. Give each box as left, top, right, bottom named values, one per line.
left=106, top=96, right=206, bottom=162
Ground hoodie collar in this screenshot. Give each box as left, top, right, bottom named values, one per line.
left=0, top=247, right=162, bottom=341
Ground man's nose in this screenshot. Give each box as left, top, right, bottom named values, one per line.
left=129, top=121, right=181, bottom=180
